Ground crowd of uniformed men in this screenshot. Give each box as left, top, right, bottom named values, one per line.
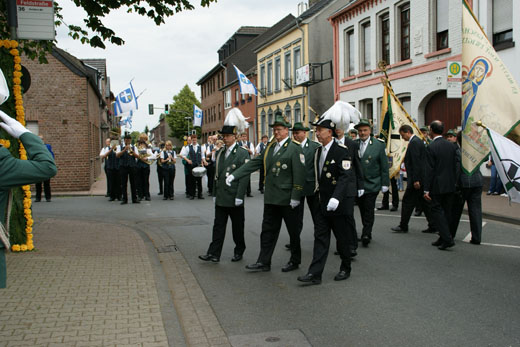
left=100, top=110, right=481, bottom=285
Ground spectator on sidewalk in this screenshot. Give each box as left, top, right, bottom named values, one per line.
left=34, top=135, right=54, bottom=202
left=1, top=111, right=57, bottom=289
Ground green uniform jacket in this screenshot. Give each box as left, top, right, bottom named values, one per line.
left=0, top=132, right=57, bottom=288
left=301, top=139, right=321, bottom=197
left=232, top=138, right=305, bottom=205
left=213, top=144, right=250, bottom=207
left=356, top=136, right=389, bottom=193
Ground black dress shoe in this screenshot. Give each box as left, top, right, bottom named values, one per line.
left=297, top=273, right=321, bottom=285
left=390, top=206, right=398, bottom=212
left=169, top=196, right=174, bottom=200
left=231, top=254, right=243, bottom=262
left=46, top=199, right=51, bottom=202
left=145, top=197, right=151, bottom=201
left=421, top=228, right=436, bottom=233
left=334, top=270, right=350, bottom=281
left=247, top=193, right=253, bottom=197
left=189, top=196, right=195, bottom=200
left=259, top=189, right=264, bottom=194
left=245, top=263, right=270, bottom=271
left=361, top=235, right=370, bottom=247
left=158, top=192, right=163, bottom=195
left=377, top=206, right=389, bottom=211
left=334, top=251, right=339, bottom=255
left=198, top=195, right=205, bottom=200
left=199, top=254, right=219, bottom=262
left=284, top=243, right=291, bottom=250
left=431, top=238, right=443, bottom=246
left=163, top=196, right=168, bottom=200
left=414, top=210, right=422, bottom=216
left=120, top=200, right=128, bottom=205
left=281, top=262, right=299, bottom=272
left=470, top=239, right=481, bottom=245
left=132, top=200, right=140, bottom=204
left=438, top=241, right=455, bottom=250
left=109, top=198, right=115, bottom=202
left=34, top=198, right=41, bottom=202
left=350, top=250, right=357, bottom=258
left=391, top=226, right=408, bottom=233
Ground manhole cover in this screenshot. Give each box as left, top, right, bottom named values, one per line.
left=265, top=336, right=281, bottom=342
left=229, top=329, right=311, bottom=346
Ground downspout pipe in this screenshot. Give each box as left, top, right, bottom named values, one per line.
left=295, top=17, right=308, bottom=124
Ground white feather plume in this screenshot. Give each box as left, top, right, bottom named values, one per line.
left=321, top=101, right=362, bottom=130
left=224, top=108, right=249, bottom=134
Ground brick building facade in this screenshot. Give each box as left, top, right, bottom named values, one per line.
left=22, top=47, right=111, bottom=192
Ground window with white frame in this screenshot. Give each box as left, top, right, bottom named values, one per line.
left=436, top=0, right=449, bottom=50
left=294, top=102, right=301, bottom=123
left=260, top=64, right=266, bottom=95
left=235, top=89, right=239, bottom=105
left=274, top=57, right=281, bottom=92
left=361, top=21, right=371, bottom=72
left=284, top=104, right=292, bottom=124
left=493, top=0, right=514, bottom=48
left=224, top=89, right=231, bottom=109
left=261, top=110, right=266, bottom=137
left=268, top=109, right=273, bottom=137
left=380, top=13, right=390, bottom=65
left=267, top=60, right=273, bottom=94
left=284, top=52, right=292, bottom=87
left=399, top=3, right=410, bottom=60
left=344, top=28, right=355, bottom=76
left=293, top=47, right=301, bottom=85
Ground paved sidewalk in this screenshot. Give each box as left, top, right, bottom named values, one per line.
left=0, top=218, right=169, bottom=347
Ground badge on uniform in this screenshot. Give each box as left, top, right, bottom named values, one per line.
left=330, top=160, right=335, bottom=164
left=326, top=172, right=332, bottom=178
left=342, top=160, right=351, bottom=170
left=276, top=161, right=281, bottom=167
left=281, top=164, right=287, bottom=170
left=231, top=164, right=236, bottom=169
left=245, top=159, right=249, bottom=163
left=300, top=154, right=305, bottom=164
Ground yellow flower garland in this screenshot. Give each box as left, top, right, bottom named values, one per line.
left=0, top=39, right=34, bottom=252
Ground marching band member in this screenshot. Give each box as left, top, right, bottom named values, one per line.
left=136, top=133, right=154, bottom=201
left=160, top=141, right=177, bottom=200
left=180, top=134, right=207, bottom=200
left=116, top=133, right=139, bottom=204
left=156, top=142, right=165, bottom=196
left=100, top=138, right=121, bottom=201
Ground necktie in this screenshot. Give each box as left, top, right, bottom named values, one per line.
left=360, top=141, right=367, bottom=157
left=273, top=143, right=281, bottom=154
left=319, top=147, right=327, bottom=174
left=225, top=146, right=231, bottom=159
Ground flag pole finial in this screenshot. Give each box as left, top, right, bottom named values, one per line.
left=476, top=120, right=487, bottom=129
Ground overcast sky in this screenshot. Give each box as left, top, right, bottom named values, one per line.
left=55, top=0, right=301, bottom=133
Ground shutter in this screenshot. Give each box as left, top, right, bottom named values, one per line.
left=493, top=0, right=513, bottom=33
left=436, top=0, right=449, bottom=33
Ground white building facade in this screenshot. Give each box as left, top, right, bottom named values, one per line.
left=329, top=0, right=518, bottom=133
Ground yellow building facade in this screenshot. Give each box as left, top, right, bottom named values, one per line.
left=255, top=24, right=310, bottom=139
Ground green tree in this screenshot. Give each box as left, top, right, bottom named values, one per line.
left=0, top=0, right=216, bottom=62
left=144, top=125, right=149, bottom=136
left=166, top=84, right=201, bottom=140
left=130, top=130, right=141, bottom=144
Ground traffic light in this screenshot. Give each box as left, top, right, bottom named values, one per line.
left=148, top=104, right=154, bottom=115
left=164, top=104, right=169, bottom=113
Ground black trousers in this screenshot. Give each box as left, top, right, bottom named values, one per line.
left=207, top=164, right=215, bottom=194
left=382, top=177, right=399, bottom=208
left=341, top=197, right=358, bottom=251
left=186, top=165, right=203, bottom=197
left=399, top=187, right=433, bottom=230
left=105, top=165, right=110, bottom=196
left=259, top=167, right=265, bottom=191
left=357, top=191, right=378, bottom=238
left=450, top=187, right=482, bottom=242
left=258, top=204, right=301, bottom=265
left=162, top=167, right=175, bottom=198
left=308, top=208, right=352, bottom=279
left=107, top=168, right=121, bottom=200
left=207, top=205, right=245, bottom=258
left=36, top=180, right=51, bottom=200
left=157, top=164, right=164, bottom=194
left=297, top=195, right=317, bottom=235
left=136, top=166, right=150, bottom=199
left=430, top=193, right=454, bottom=244
left=120, top=166, right=137, bottom=202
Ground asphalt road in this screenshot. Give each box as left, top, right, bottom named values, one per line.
left=34, top=163, right=520, bottom=347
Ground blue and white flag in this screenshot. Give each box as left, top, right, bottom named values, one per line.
left=193, top=105, right=203, bottom=128
left=233, top=65, right=257, bottom=95
left=114, top=82, right=138, bottom=116
left=119, top=110, right=133, bottom=130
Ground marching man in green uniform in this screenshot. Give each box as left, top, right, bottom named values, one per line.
left=226, top=111, right=306, bottom=272
left=355, top=119, right=389, bottom=246
left=199, top=109, right=251, bottom=263
left=285, top=122, right=320, bottom=250
left=0, top=111, right=57, bottom=288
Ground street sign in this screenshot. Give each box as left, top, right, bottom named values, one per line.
left=16, top=0, right=55, bottom=41
left=447, top=61, right=462, bottom=99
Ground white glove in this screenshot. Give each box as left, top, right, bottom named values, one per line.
left=225, top=174, right=235, bottom=186
left=381, top=186, right=389, bottom=193
left=213, top=197, right=216, bottom=203
left=235, top=198, right=243, bottom=206
left=357, top=189, right=365, bottom=197
left=290, top=199, right=300, bottom=209
left=326, top=198, right=339, bottom=211
left=0, top=110, right=29, bottom=139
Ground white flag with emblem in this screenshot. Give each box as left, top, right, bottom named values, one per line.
left=487, top=127, right=520, bottom=204
left=193, top=104, right=203, bottom=128
left=233, top=65, right=257, bottom=95
left=114, top=82, right=138, bottom=116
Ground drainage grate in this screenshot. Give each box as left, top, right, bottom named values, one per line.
left=156, top=245, right=178, bottom=253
